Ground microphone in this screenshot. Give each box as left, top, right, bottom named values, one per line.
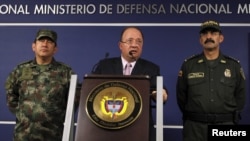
left=91, top=52, right=109, bottom=73
left=129, top=51, right=136, bottom=60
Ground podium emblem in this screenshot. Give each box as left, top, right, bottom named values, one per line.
left=86, top=81, right=142, bottom=129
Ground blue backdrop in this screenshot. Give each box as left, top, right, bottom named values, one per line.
left=0, top=1, right=249, bottom=141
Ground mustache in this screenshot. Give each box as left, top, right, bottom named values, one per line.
left=204, top=39, right=215, bottom=44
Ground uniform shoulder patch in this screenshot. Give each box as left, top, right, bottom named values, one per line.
left=224, top=55, right=240, bottom=63
left=184, top=54, right=200, bottom=62
left=240, top=68, right=246, bottom=80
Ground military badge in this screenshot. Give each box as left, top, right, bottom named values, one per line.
left=224, top=69, right=231, bottom=78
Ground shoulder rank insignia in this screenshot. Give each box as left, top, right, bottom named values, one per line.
left=220, top=59, right=226, bottom=63
left=198, top=59, right=204, bottom=63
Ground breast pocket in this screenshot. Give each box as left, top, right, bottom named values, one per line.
left=46, top=79, right=68, bottom=103
left=187, top=77, right=206, bottom=96
left=219, top=77, right=236, bottom=100
left=220, top=77, right=235, bottom=87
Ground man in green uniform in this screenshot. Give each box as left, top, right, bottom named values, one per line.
left=176, top=20, right=246, bottom=141
left=5, top=29, right=78, bottom=141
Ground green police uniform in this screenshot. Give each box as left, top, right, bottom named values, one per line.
left=5, top=58, right=73, bottom=141
left=176, top=52, right=246, bottom=141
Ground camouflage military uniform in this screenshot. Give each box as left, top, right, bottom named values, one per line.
left=5, top=58, right=73, bottom=141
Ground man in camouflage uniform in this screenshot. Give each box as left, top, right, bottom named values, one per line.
left=5, top=29, right=77, bottom=141
left=176, top=20, right=246, bottom=141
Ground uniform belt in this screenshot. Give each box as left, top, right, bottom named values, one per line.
left=185, top=113, right=233, bottom=123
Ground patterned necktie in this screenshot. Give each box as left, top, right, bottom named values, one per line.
left=124, top=63, right=131, bottom=75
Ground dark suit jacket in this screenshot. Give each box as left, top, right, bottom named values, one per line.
left=93, top=57, right=161, bottom=91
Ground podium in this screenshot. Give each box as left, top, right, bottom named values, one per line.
left=75, top=74, right=151, bottom=141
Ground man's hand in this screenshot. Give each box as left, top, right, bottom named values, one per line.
left=151, top=89, right=168, bottom=102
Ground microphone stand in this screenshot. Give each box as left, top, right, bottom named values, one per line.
left=91, top=52, right=109, bottom=73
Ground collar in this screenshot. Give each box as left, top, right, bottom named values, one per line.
left=198, top=52, right=227, bottom=64
left=121, top=56, right=136, bottom=69
left=30, top=57, right=58, bottom=67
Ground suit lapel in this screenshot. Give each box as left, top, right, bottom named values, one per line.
left=114, top=58, right=123, bottom=75
left=131, top=59, right=142, bottom=75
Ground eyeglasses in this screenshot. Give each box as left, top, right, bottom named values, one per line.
left=120, top=38, right=143, bottom=46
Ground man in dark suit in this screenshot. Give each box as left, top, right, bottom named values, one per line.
left=92, top=26, right=168, bottom=141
